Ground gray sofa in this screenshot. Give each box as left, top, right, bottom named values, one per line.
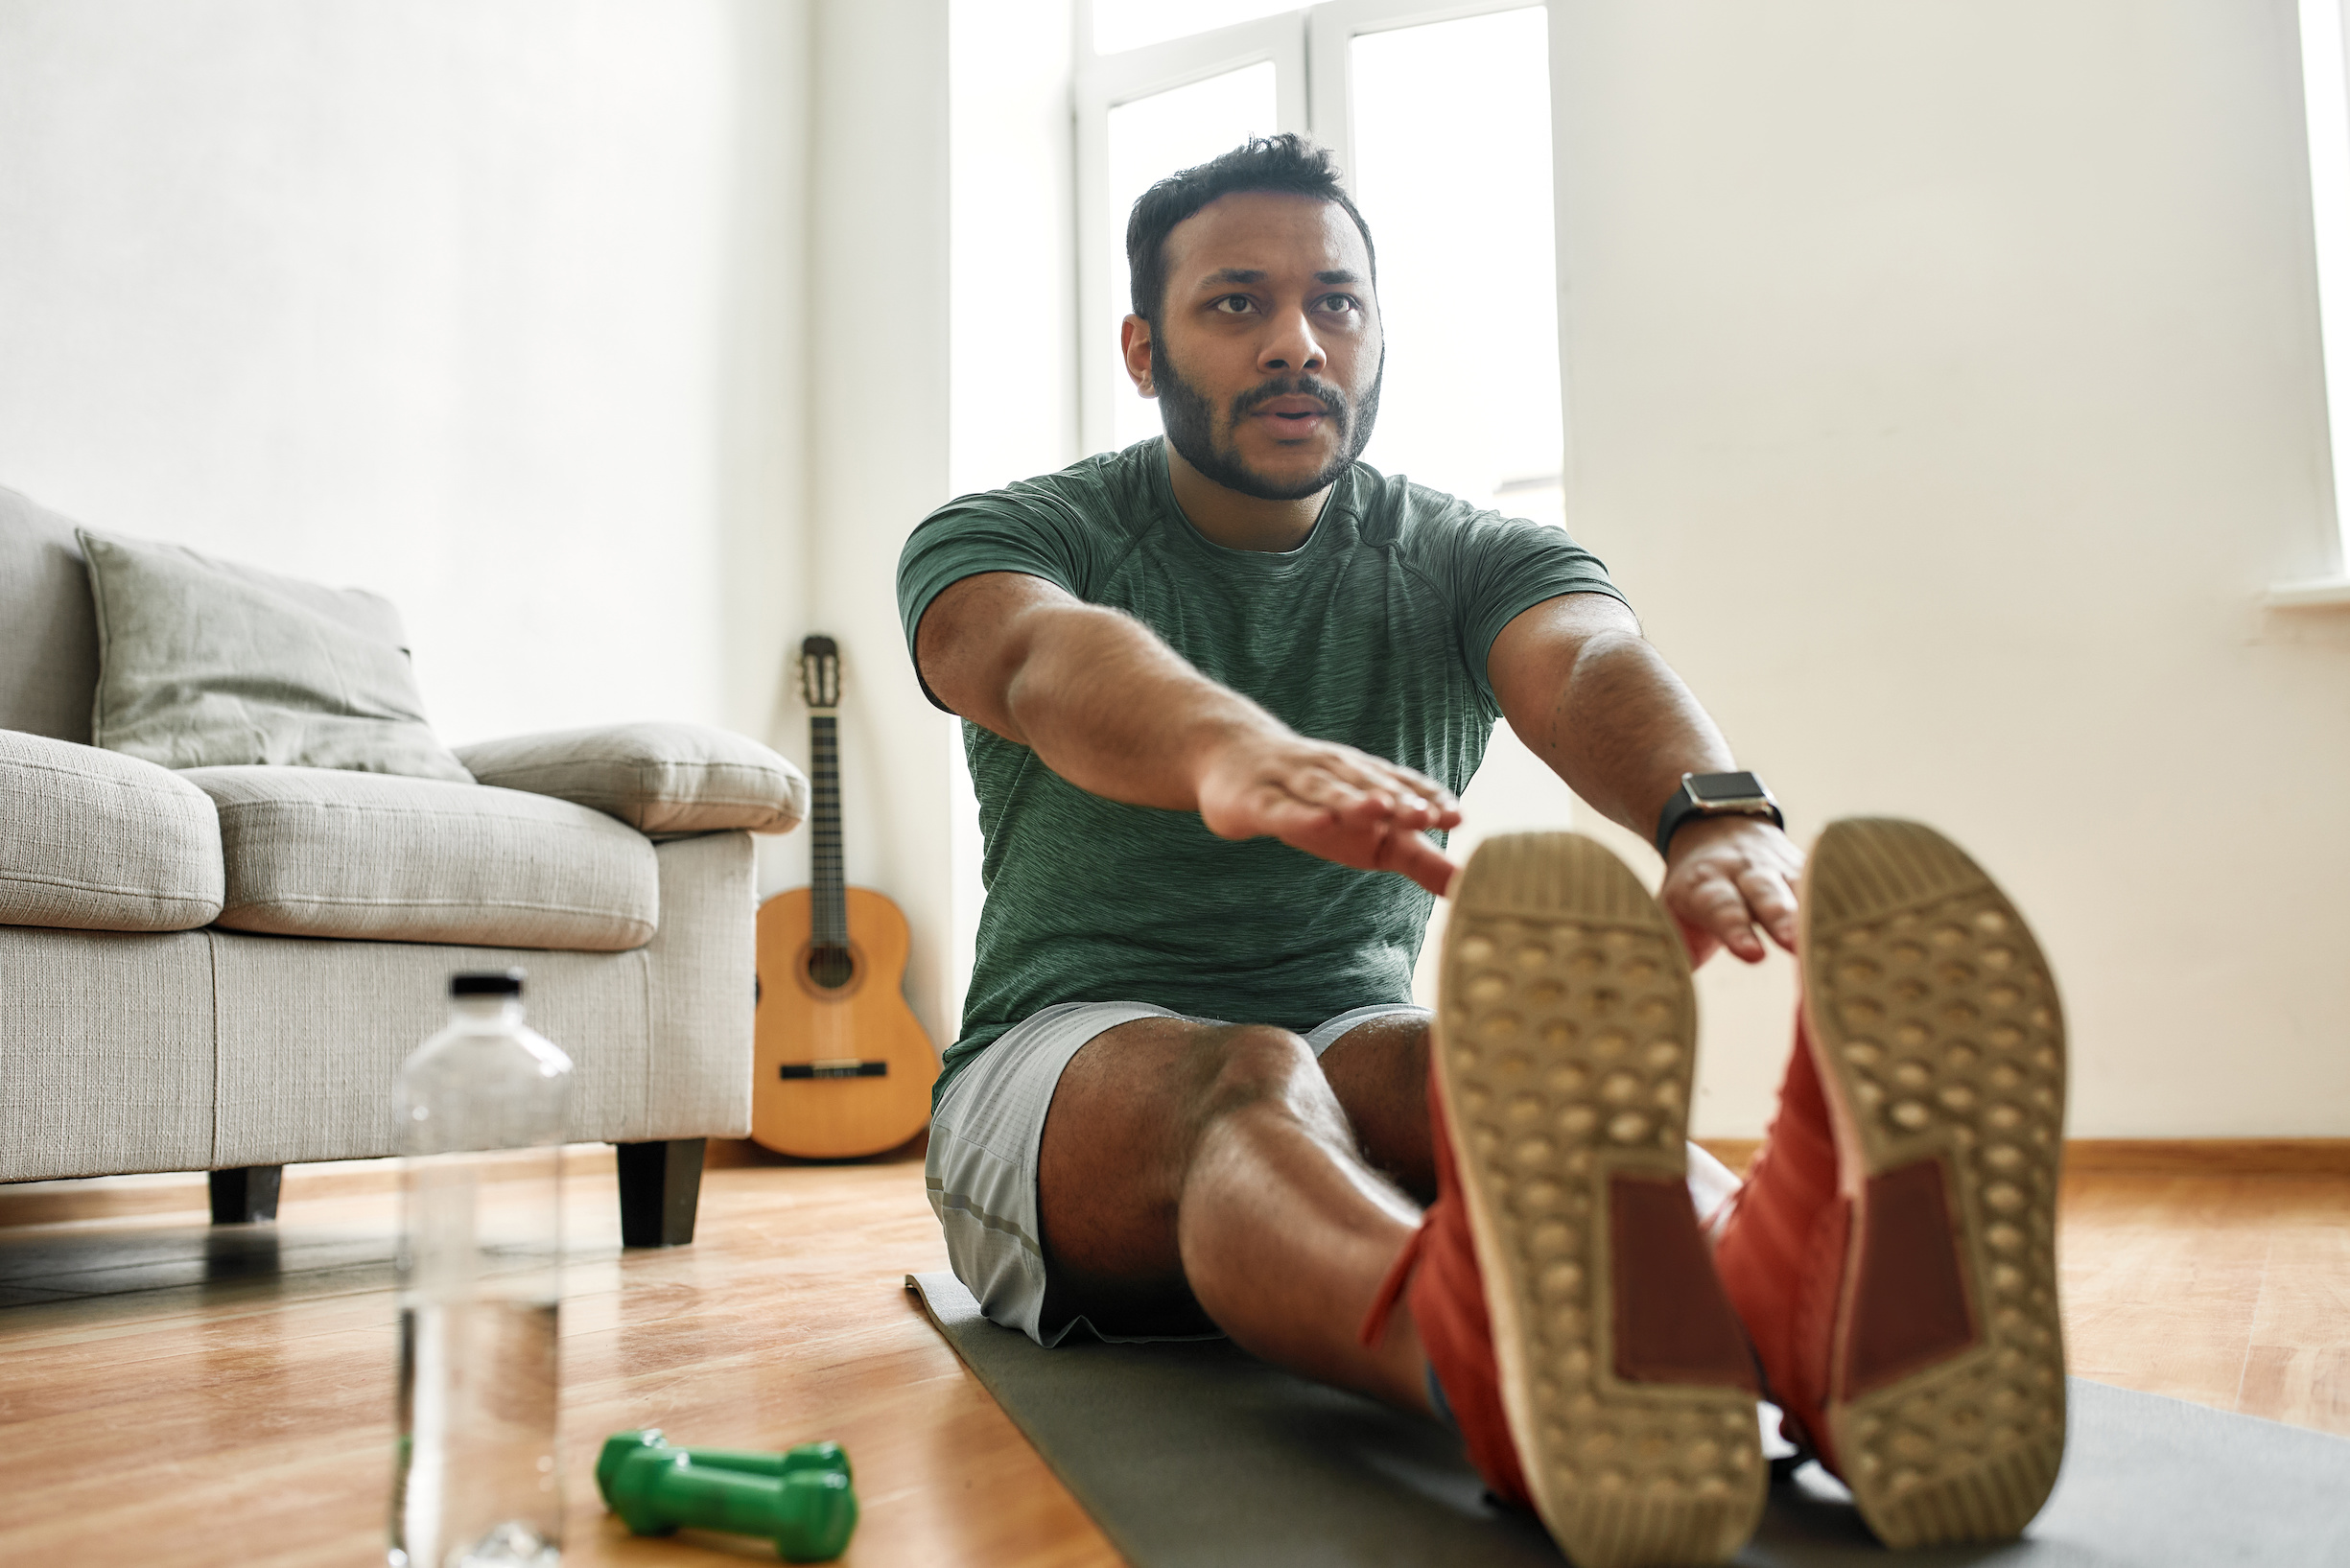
left=0, top=486, right=807, bottom=1243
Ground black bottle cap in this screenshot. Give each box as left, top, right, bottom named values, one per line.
left=449, top=970, right=525, bottom=997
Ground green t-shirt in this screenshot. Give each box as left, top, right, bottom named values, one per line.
left=897, top=439, right=1629, bottom=1106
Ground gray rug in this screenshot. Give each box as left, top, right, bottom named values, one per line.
left=908, top=1272, right=2350, bottom=1567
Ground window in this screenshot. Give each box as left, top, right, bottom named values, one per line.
left=1101, top=61, right=1282, bottom=453
left=1078, top=16, right=1305, bottom=456
left=1078, top=1, right=1563, bottom=521
left=1341, top=5, right=1560, bottom=519
left=2292, top=0, right=2350, bottom=597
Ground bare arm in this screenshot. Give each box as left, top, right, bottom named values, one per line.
left=916, top=571, right=1463, bottom=895
left=1489, top=593, right=1802, bottom=964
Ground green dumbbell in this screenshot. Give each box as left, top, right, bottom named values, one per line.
left=596, top=1429, right=851, bottom=1509
left=607, top=1447, right=858, bottom=1563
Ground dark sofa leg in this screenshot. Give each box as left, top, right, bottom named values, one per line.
left=209, top=1165, right=283, bottom=1224
left=616, top=1138, right=707, bottom=1248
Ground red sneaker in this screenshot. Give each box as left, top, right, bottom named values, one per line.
left=1713, top=818, right=2068, bottom=1548
left=1362, top=1073, right=1535, bottom=1509
left=1368, top=831, right=1765, bottom=1567
left=1706, top=1009, right=1841, bottom=1462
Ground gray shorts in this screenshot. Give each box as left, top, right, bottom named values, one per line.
left=923, top=999, right=1741, bottom=1347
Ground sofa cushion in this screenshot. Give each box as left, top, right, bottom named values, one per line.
left=0, top=731, right=224, bottom=931
left=455, top=722, right=811, bottom=835
left=79, top=526, right=473, bottom=783
left=183, top=766, right=658, bottom=950
left=0, top=487, right=103, bottom=743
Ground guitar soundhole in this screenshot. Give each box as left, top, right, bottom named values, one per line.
left=806, top=943, right=857, bottom=991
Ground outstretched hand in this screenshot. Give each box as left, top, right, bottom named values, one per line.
left=1661, top=816, right=1804, bottom=967
left=1194, top=732, right=1462, bottom=897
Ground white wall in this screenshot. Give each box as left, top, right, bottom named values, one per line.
left=16, top=1, right=2339, bottom=1135
left=0, top=0, right=811, bottom=752
left=0, top=0, right=975, bottom=1058
left=805, top=0, right=960, bottom=1045
left=950, top=1, right=1081, bottom=501
left=1548, top=0, right=2350, bottom=1135
left=947, top=0, right=1081, bottom=1021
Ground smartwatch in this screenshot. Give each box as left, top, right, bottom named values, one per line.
left=1654, top=770, right=1784, bottom=857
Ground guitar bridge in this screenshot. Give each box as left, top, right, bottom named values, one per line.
left=778, top=1060, right=889, bottom=1080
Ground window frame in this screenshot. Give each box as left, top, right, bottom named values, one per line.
left=2287, top=0, right=2350, bottom=602
left=1075, top=0, right=1546, bottom=457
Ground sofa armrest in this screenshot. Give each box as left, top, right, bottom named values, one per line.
left=455, top=722, right=808, bottom=835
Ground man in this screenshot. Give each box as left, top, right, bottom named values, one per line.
left=898, top=136, right=2066, bottom=1565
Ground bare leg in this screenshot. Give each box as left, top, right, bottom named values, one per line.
left=1317, top=1013, right=1434, bottom=1204
left=1036, top=1017, right=1434, bottom=1415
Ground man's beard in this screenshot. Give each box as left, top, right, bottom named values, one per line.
left=1151, top=336, right=1382, bottom=503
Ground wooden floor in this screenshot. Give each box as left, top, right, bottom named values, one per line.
left=0, top=1145, right=2342, bottom=1567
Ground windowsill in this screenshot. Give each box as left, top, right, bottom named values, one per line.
left=2263, top=576, right=2350, bottom=609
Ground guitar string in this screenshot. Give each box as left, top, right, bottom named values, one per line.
left=812, top=710, right=851, bottom=1074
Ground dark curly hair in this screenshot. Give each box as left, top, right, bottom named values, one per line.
left=1125, top=133, right=1377, bottom=321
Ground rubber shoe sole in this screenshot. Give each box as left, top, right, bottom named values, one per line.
left=1436, top=832, right=1765, bottom=1568
left=1801, top=818, right=2068, bottom=1549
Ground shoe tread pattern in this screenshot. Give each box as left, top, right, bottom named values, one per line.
left=1440, top=832, right=1764, bottom=1568
left=1804, top=818, right=2067, bottom=1549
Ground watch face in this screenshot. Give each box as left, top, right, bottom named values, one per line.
left=1690, top=771, right=1764, bottom=805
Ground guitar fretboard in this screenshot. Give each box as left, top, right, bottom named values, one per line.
left=811, top=712, right=847, bottom=948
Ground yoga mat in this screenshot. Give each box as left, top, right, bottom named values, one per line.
left=908, top=1271, right=2350, bottom=1567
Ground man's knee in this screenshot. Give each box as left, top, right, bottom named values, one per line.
left=1192, top=1024, right=1323, bottom=1124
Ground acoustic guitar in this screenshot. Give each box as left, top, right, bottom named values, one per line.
left=750, top=636, right=938, bottom=1158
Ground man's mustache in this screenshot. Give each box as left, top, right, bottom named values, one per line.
left=1231, top=378, right=1349, bottom=425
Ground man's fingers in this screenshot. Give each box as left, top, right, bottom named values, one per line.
left=1287, top=767, right=1373, bottom=820
left=1377, top=762, right=1460, bottom=828
left=1735, top=863, right=1801, bottom=952
left=1287, top=757, right=1451, bottom=831
left=1201, top=739, right=1463, bottom=889
left=1680, top=873, right=1766, bottom=964
left=1658, top=820, right=1804, bottom=967
left=1329, top=785, right=1408, bottom=829
left=1673, top=913, right=1722, bottom=970
left=1246, top=789, right=1341, bottom=841
left=1290, top=743, right=1455, bottom=822
left=1368, top=824, right=1459, bottom=897
left=1253, top=790, right=1459, bottom=894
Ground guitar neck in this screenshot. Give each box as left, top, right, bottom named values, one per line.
left=810, top=711, right=847, bottom=946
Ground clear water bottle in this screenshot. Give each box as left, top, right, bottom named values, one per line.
left=390, top=970, right=575, bottom=1568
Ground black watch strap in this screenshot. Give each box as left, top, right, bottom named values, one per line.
left=1655, top=770, right=1784, bottom=856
